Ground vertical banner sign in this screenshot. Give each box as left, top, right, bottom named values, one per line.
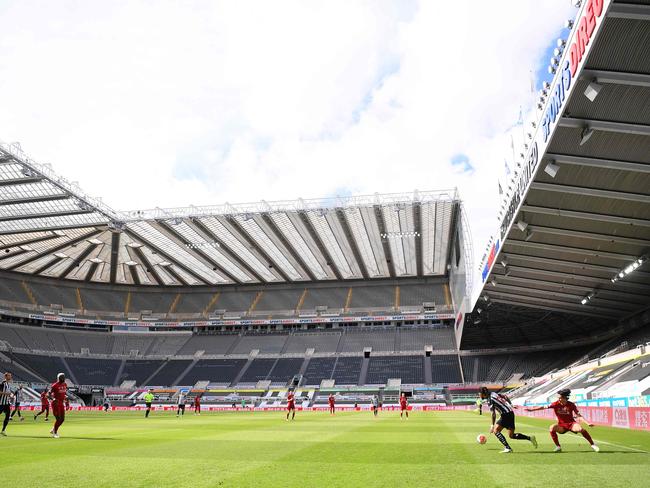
left=477, top=0, right=611, bottom=287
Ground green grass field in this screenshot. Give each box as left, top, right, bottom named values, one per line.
left=1, top=410, right=649, bottom=487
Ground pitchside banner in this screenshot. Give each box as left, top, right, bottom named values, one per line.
left=18, top=310, right=455, bottom=329
left=478, top=0, right=612, bottom=284
left=518, top=405, right=650, bottom=431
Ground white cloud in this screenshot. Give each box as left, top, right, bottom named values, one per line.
left=0, top=0, right=575, bottom=284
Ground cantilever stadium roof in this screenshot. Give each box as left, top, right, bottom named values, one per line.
left=0, top=143, right=460, bottom=286
left=478, top=0, right=650, bottom=321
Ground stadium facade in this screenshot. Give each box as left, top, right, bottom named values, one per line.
left=0, top=0, right=648, bottom=415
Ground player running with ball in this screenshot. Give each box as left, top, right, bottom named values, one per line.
left=479, top=387, right=537, bottom=453
left=525, top=389, right=599, bottom=452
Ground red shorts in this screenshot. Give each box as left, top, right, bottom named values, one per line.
left=329, top=403, right=335, bottom=408
left=558, top=422, right=577, bottom=431
left=287, top=402, right=295, bottom=410
left=400, top=404, right=408, bottom=410
left=52, top=401, right=66, bottom=418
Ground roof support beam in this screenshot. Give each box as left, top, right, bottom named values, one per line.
left=131, top=246, right=164, bottom=286
left=492, top=264, right=650, bottom=293
left=520, top=204, right=650, bottom=228
left=488, top=297, right=616, bottom=319
left=521, top=224, right=650, bottom=247
left=0, top=248, right=29, bottom=262
left=127, top=266, right=141, bottom=286
left=0, top=194, right=69, bottom=206
left=189, top=218, right=265, bottom=282
left=123, top=228, right=210, bottom=285
left=5, top=228, right=102, bottom=271
left=491, top=274, right=650, bottom=304
left=109, top=231, right=120, bottom=284
left=225, top=216, right=291, bottom=282
left=297, top=212, right=343, bottom=281
left=608, top=2, right=650, bottom=21
left=32, top=256, right=64, bottom=276
left=260, top=214, right=316, bottom=281
left=0, top=233, right=60, bottom=251
left=559, top=117, right=650, bottom=137
left=530, top=182, right=650, bottom=204
left=504, top=239, right=637, bottom=262
left=501, top=252, right=636, bottom=275
left=155, top=220, right=240, bottom=283
left=0, top=223, right=101, bottom=236
left=59, top=243, right=99, bottom=279
left=485, top=291, right=621, bottom=317
left=545, top=153, right=650, bottom=174
left=374, top=205, right=396, bottom=278
left=413, top=203, right=424, bottom=277
left=0, top=177, right=42, bottom=187
left=0, top=209, right=93, bottom=223
left=581, top=69, right=650, bottom=88
left=336, top=210, right=369, bottom=280
left=84, top=262, right=99, bottom=282
left=488, top=282, right=637, bottom=312
left=164, top=265, right=189, bottom=286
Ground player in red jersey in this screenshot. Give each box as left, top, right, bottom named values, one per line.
left=286, top=389, right=296, bottom=421
left=328, top=393, right=335, bottom=415
left=49, top=373, right=68, bottom=438
left=399, top=392, right=409, bottom=419
left=194, top=394, right=201, bottom=415
left=34, top=388, right=50, bottom=421
left=526, top=389, right=599, bottom=452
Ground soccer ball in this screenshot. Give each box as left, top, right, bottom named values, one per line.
left=476, top=434, right=487, bottom=444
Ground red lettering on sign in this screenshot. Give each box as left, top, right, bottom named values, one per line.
left=585, top=0, right=596, bottom=36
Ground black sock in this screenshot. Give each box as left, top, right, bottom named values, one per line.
left=494, top=432, right=512, bottom=449
left=512, top=433, right=530, bottom=441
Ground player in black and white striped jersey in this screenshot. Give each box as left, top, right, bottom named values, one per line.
left=1, top=372, right=14, bottom=436
left=479, top=386, right=537, bottom=453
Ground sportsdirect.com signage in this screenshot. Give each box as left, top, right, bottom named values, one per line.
left=480, top=0, right=611, bottom=284
left=19, top=310, right=455, bottom=328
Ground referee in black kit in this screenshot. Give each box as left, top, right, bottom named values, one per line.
left=1, top=372, right=14, bottom=436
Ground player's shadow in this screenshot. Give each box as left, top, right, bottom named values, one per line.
left=11, top=435, right=117, bottom=441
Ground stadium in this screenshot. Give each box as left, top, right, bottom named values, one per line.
left=0, top=1, right=649, bottom=487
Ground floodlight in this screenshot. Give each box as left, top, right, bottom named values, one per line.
left=490, top=279, right=497, bottom=287
left=565, top=20, right=574, bottom=30
left=584, top=81, right=602, bottom=102
left=579, top=127, right=594, bottom=145
left=544, top=162, right=560, bottom=178
left=548, top=66, right=557, bottom=75
left=553, top=47, right=563, bottom=57
left=516, top=221, right=528, bottom=232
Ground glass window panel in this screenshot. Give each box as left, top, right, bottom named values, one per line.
left=307, top=211, right=358, bottom=279
left=171, top=221, right=253, bottom=283
left=198, top=217, right=278, bottom=282
left=269, top=213, right=328, bottom=280
left=127, top=221, right=226, bottom=284
left=235, top=216, right=302, bottom=281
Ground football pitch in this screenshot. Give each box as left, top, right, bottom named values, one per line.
left=1, top=410, right=649, bottom=488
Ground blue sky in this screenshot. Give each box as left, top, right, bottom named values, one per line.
left=0, top=0, right=577, bottom=280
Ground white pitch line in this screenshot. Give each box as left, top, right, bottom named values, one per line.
left=595, top=439, right=648, bottom=454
